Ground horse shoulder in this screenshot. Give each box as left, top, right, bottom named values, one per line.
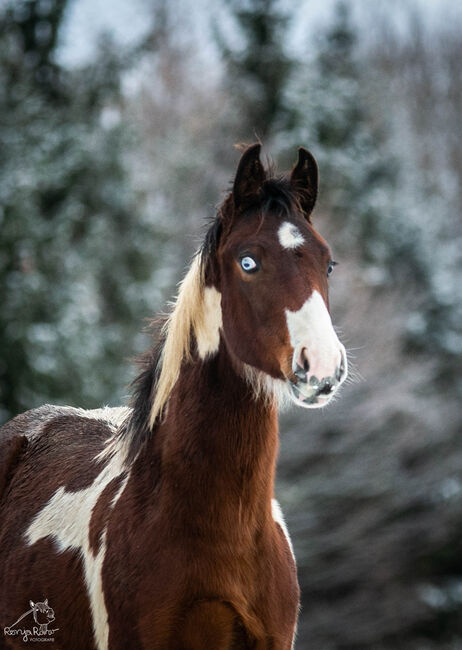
left=0, top=419, right=28, bottom=504
left=0, top=405, right=52, bottom=503
left=0, top=404, right=117, bottom=505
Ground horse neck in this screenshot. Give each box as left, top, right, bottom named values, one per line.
left=142, top=340, right=279, bottom=537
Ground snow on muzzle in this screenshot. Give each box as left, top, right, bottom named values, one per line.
left=285, top=290, right=347, bottom=408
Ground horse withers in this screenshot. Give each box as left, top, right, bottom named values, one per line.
left=0, top=145, right=347, bottom=649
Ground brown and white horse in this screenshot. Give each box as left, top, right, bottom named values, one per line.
left=0, top=144, right=347, bottom=649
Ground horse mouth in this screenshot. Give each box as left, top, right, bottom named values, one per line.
left=286, top=374, right=339, bottom=408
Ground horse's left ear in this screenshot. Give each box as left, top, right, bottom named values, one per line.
left=290, top=147, right=318, bottom=220
left=44, top=599, right=48, bottom=606
left=232, top=143, right=266, bottom=211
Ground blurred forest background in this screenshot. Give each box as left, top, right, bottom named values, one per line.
left=1, top=0, right=461, bottom=647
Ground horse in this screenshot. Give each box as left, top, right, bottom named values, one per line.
left=0, top=144, right=347, bottom=649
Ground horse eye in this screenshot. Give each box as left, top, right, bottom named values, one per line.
left=240, top=256, right=258, bottom=273
left=327, top=261, right=337, bottom=277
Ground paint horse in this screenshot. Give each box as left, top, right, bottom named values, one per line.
left=0, top=145, right=347, bottom=649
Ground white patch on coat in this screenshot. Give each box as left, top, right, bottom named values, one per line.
left=243, top=366, right=281, bottom=403
left=272, top=498, right=298, bottom=649
left=242, top=365, right=292, bottom=410
left=25, top=445, right=129, bottom=650
left=149, top=256, right=223, bottom=428
left=278, top=222, right=305, bottom=249
left=74, top=406, right=131, bottom=430
left=195, top=286, right=223, bottom=359
left=22, top=405, right=131, bottom=442
left=271, top=499, right=297, bottom=650
left=271, top=498, right=295, bottom=559
left=291, top=620, right=298, bottom=650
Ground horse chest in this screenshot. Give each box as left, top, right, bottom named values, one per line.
left=104, top=514, right=298, bottom=649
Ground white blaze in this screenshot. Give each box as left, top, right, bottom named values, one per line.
left=278, top=222, right=305, bottom=249
left=285, top=290, right=344, bottom=382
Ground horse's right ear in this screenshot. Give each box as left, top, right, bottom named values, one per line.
left=30, top=601, right=35, bottom=608
left=232, top=143, right=266, bottom=211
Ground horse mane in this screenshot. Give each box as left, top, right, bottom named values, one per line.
left=120, top=173, right=302, bottom=462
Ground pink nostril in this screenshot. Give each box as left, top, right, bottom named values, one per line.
left=294, top=348, right=310, bottom=382
left=297, top=348, right=310, bottom=372
left=294, top=346, right=346, bottom=386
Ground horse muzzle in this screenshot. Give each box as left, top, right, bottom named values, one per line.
left=287, top=344, right=347, bottom=408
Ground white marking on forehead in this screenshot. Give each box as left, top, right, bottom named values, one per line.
left=278, top=221, right=304, bottom=249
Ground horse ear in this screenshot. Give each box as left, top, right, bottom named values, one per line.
left=290, top=147, right=318, bottom=220
left=233, top=143, right=266, bottom=210
left=30, top=600, right=35, bottom=608
left=44, top=599, right=48, bottom=606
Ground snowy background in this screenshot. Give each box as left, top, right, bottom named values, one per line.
left=1, top=0, right=461, bottom=647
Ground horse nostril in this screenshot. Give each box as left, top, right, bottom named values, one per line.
left=318, top=381, right=333, bottom=395
left=294, top=348, right=310, bottom=382
left=301, top=348, right=310, bottom=372
left=294, top=367, right=307, bottom=381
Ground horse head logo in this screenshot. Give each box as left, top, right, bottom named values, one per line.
left=3, top=597, right=58, bottom=642
left=29, top=599, right=55, bottom=632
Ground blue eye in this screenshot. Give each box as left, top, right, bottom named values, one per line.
left=240, top=256, right=258, bottom=273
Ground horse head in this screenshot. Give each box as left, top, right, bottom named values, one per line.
left=203, top=143, right=348, bottom=408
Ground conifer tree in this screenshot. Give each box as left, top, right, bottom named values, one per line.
left=294, top=1, right=461, bottom=379
left=302, top=1, right=403, bottom=272
left=0, top=1, right=161, bottom=421
left=216, top=0, right=295, bottom=142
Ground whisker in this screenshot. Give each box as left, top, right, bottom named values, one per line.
left=343, top=358, right=363, bottom=384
